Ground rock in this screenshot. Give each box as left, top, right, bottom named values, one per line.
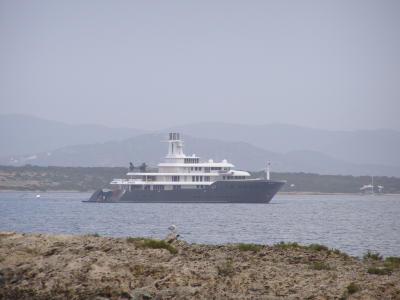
left=162, top=233, right=178, bottom=244
left=0, top=233, right=399, bottom=299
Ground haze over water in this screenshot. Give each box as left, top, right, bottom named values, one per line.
left=1, top=192, right=399, bottom=257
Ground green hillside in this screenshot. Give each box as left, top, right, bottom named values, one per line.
left=252, top=171, right=400, bottom=194
left=0, top=165, right=126, bottom=192
left=0, top=165, right=399, bottom=194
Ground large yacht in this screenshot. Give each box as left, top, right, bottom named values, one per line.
left=86, top=133, right=285, bottom=203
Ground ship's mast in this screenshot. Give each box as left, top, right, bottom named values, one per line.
left=266, top=162, right=271, bottom=180
left=165, top=133, right=185, bottom=161
left=371, top=175, right=374, bottom=194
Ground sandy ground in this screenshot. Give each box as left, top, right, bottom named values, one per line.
left=0, top=232, right=399, bottom=300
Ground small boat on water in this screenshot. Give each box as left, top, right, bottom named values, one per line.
left=85, top=133, right=285, bottom=203
left=360, top=176, right=384, bottom=195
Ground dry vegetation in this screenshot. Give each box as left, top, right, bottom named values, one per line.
left=0, top=232, right=399, bottom=299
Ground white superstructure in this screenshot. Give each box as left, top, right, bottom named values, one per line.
left=111, top=133, right=251, bottom=191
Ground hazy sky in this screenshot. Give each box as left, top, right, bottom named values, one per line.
left=1, top=0, right=399, bottom=130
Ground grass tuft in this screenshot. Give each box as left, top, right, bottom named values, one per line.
left=217, top=259, right=234, bottom=276
left=308, top=263, right=333, bottom=270
left=273, top=241, right=303, bottom=249
left=363, top=250, right=382, bottom=260
left=237, top=243, right=262, bottom=253
left=385, top=256, right=400, bottom=268
left=126, top=237, right=145, bottom=243
left=346, top=282, right=360, bottom=294
left=87, top=233, right=100, bottom=237
left=307, top=243, right=329, bottom=251
left=273, top=242, right=331, bottom=252
left=367, top=266, right=392, bottom=275
left=127, top=237, right=177, bottom=254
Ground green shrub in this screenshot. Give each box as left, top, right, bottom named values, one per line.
left=126, top=237, right=145, bottom=244
left=127, top=237, right=177, bottom=254
left=385, top=256, right=400, bottom=267
left=331, top=249, right=350, bottom=260
left=346, top=282, right=360, bottom=294
left=273, top=242, right=331, bottom=252
left=273, top=241, right=303, bottom=249
left=217, top=259, right=234, bottom=276
left=340, top=252, right=350, bottom=260
left=363, top=250, right=382, bottom=260
left=237, top=243, right=262, bottom=252
left=307, top=244, right=329, bottom=251
left=141, top=239, right=178, bottom=254
left=367, top=266, right=392, bottom=275
left=308, top=263, right=332, bottom=270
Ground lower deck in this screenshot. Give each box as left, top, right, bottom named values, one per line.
left=86, top=180, right=285, bottom=204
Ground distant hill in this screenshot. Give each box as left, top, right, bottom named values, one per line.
left=2, top=133, right=400, bottom=176
left=1, top=115, right=400, bottom=176
left=0, top=114, right=146, bottom=156
left=169, top=122, right=400, bottom=167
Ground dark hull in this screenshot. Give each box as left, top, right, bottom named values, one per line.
left=84, top=180, right=285, bottom=204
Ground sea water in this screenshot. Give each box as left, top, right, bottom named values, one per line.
left=0, top=192, right=399, bottom=257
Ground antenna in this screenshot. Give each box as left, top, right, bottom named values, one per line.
left=372, top=175, right=374, bottom=194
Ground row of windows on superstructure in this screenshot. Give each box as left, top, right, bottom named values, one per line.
left=189, top=167, right=226, bottom=171
left=192, top=176, right=210, bottom=182
left=137, top=175, right=245, bottom=183
left=131, top=185, right=154, bottom=190
left=184, top=158, right=199, bottom=164
left=223, top=176, right=246, bottom=180
left=128, top=185, right=203, bottom=190
left=130, top=185, right=168, bottom=190
left=153, top=185, right=165, bottom=190
left=127, top=184, right=261, bottom=191
left=173, top=175, right=211, bottom=182
left=139, top=175, right=243, bottom=182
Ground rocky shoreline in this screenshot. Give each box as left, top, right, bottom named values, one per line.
left=0, top=232, right=399, bottom=300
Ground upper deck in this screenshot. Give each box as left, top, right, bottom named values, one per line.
left=112, top=132, right=251, bottom=188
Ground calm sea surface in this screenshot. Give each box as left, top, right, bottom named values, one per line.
left=0, top=192, right=399, bottom=257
